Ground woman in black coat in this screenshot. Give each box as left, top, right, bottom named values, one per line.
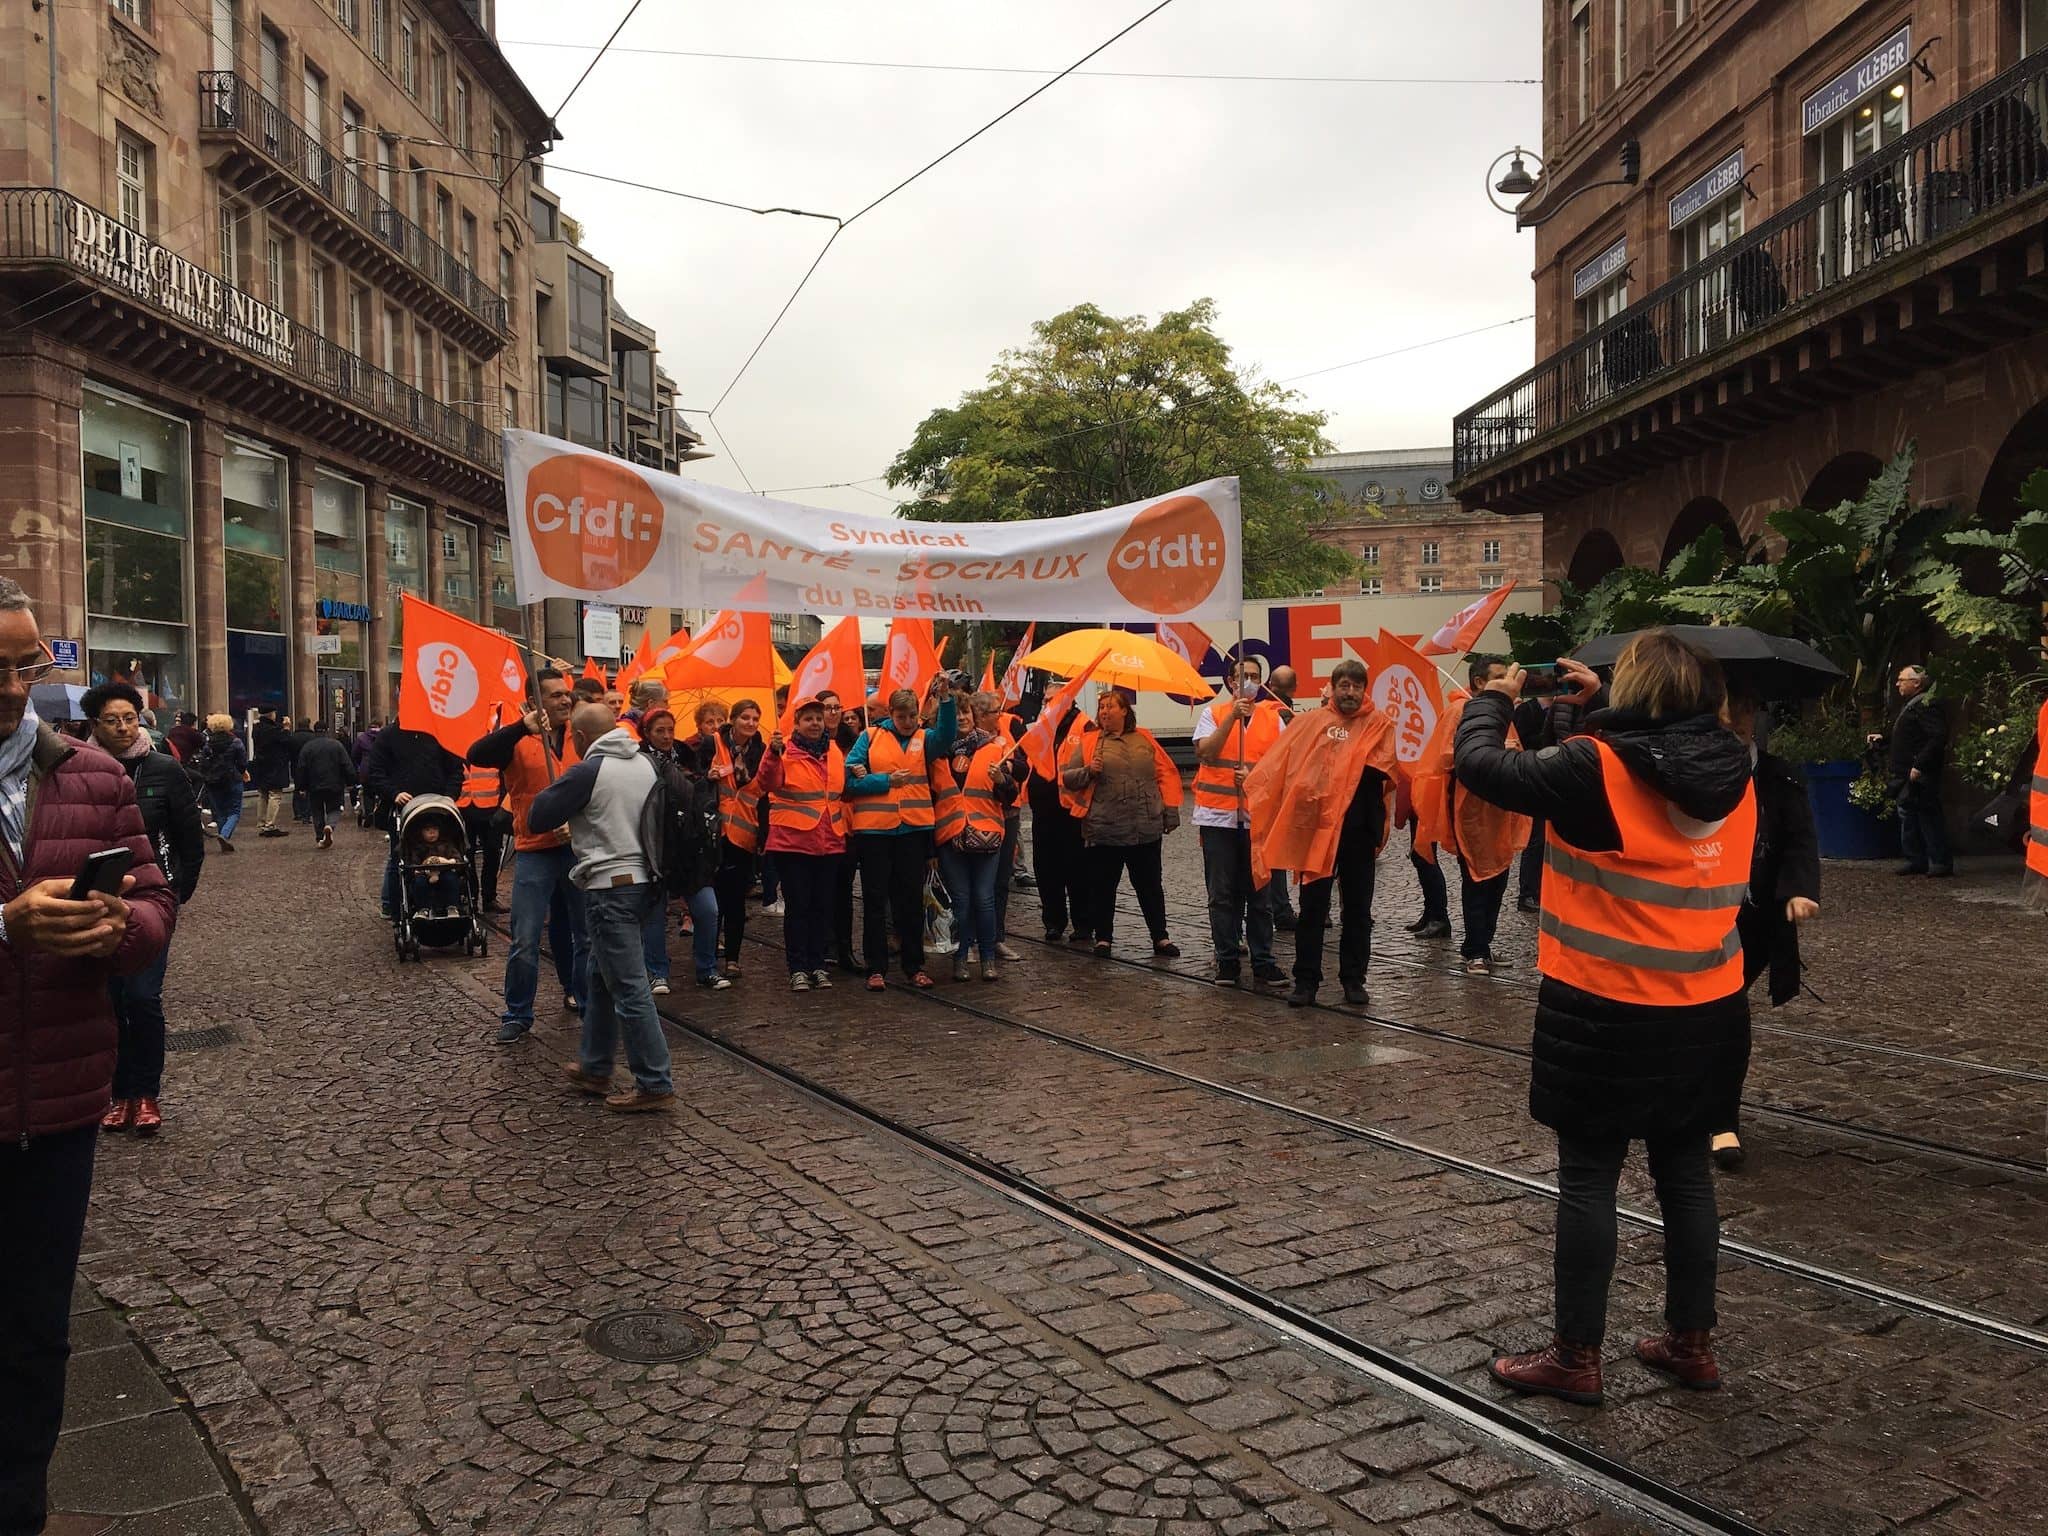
left=1717, top=694, right=1821, bottom=1170
left=1454, top=634, right=1754, bottom=1407
left=296, top=728, right=360, bottom=850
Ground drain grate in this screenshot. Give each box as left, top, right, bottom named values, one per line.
left=583, top=1309, right=719, bottom=1364
left=165, top=1026, right=235, bottom=1052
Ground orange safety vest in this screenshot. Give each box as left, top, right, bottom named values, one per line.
left=1059, top=725, right=1183, bottom=820
left=714, top=734, right=764, bottom=853
left=503, top=730, right=580, bottom=852
left=1192, top=700, right=1284, bottom=819
left=849, top=726, right=933, bottom=833
left=457, top=763, right=503, bottom=812
left=2028, top=695, right=2048, bottom=881
left=1538, top=739, right=1757, bottom=1008
left=768, top=742, right=849, bottom=841
left=933, top=739, right=1012, bottom=846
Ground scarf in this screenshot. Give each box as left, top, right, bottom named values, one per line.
left=0, top=697, right=41, bottom=866
left=118, top=731, right=155, bottom=762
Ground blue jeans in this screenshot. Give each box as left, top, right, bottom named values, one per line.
left=581, top=884, right=673, bottom=1094
left=641, top=892, right=670, bottom=982
left=504, top=845, right=588, bottom=1028
left=939, top=843, right=1001, bottom=963
left=109, top=945, right=170, bottom=1098
left=210, top=786, right=242, bottom=841
left=682, top=885, right=719, bottom=979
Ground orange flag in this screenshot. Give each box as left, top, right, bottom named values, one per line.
left=1371, top=629, right=1455, bottom=784
left=1021, top=646, right=1111, bottom=782
left=649, top=623, right=692, bottom=669
left=1418, top=580, right=1517, bottom=657
left=616, top=628, right=656, bottom=689
left=781, top=616, right=866, bottom=735
left=663, top=610, right=778, bottom=693
left=999, top=622, right=1036, bottom=708
left=873, top=617, right=943, bottom=706
left=979, top=654, right=997, bottom=694
left=581, top=656, right=607, bottom=688
left=1411, top=694, right=1529, bottom=875
left=1156, top=621, right=1213, bottom=672
left=398, top=594, right=528, bottom=760
left=1246, top=703, right=1397, bottom=885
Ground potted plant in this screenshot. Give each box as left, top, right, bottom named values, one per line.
left=1767, top=704, right=1900, bottom=859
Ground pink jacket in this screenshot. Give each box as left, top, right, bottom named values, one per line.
left=1, top=730, right=176, bottom=1140
left=756, top=742, right=847, bottom=858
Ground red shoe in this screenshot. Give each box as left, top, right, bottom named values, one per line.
left=867, top=974, right=887, bottom=992
left=131, top=1098, right=162, bottom=1137
left=1489, top=1336, right=1603, bottom=1406
left=911, top=971, right=935, bottom=990
left=1635, top=1329, right=1720, bottom=1390
left=100, top=1098, right=135, bottom=1132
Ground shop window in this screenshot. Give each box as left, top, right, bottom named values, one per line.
left=83, top=385, right=190, bottom=718
left=313, top=470, right=366, bottom=670
left=384, top=494, right=426, bottom=664
left=223, top=439, right=290, bottom=714
left=116, top=131, right=152, bottom=234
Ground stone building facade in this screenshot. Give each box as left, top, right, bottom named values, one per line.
left=1304, top=449, right=1544, bottom=602
left=0, top=0, right=699, bottom=730
left=1451, top=0, right=2048, bottom=593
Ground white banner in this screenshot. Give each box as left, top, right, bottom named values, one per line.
left=502, top=431, right=1243, bottom=623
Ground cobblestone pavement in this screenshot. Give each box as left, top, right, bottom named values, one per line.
left=71, top=823, right=1678, bottom=1536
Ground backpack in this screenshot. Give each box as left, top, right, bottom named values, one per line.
left=643, top=755, right=721, bottom=898
left=195, top=739, right=238, bottom=790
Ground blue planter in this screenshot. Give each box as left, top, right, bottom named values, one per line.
left=1803, top=759, right=1899, bottom=860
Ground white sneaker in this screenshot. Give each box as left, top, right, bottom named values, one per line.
left=761, top=898, right=786, bottom=916
left=810, top=969, right=832, bottom=989
left=650, top=979, right=671, bottom=996
left=790, top=972, right=812, bottom=992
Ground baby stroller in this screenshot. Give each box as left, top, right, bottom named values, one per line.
left=392, top=794, right=487, bottom=961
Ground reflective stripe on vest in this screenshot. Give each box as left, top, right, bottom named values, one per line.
left=716, top=735, right=763, bottom=852
left=1192, top=703, right=1281, bottom=817
left=769, top=744, right=848, bottom=839
left=1536, top=738, right=1756, bottom=1008
left=458, top=765, right=503, bottom=811
left=2029, top=701, right=2048, bottom=878
left=851, top=728, right=932, bottom=832
left=933, top=741, right=1009, bottom=845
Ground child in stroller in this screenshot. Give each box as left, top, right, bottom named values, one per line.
left=392, top=794, right=487, bottom=960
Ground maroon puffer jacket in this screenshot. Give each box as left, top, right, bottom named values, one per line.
left=1, top=728, right=176, bottom=1141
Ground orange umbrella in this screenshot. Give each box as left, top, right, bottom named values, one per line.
left=1022, top=628, right=1212, bottom=696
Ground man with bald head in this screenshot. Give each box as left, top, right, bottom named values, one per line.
left=528, top=702, right=674, bottom=1111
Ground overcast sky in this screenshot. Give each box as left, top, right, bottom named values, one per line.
left=495, top=0, right=1543, bottom=515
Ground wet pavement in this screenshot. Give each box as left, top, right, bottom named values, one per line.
left=53, top=813, right=2048, bottom=1534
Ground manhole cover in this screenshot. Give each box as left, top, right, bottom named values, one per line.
left=165, top=1026, right=234, bottom=1052
left=583, top=1310, right=718, bottom=1364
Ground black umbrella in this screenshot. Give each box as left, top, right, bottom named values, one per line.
left=1570, top=625, right=1845, bottom=700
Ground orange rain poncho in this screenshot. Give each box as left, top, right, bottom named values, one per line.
left=1246, top=705, right=1397, bottom=885
left=1411, top=695, right=1531, bottom=881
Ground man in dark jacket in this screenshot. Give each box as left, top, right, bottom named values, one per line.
left=1511, top=694, right=1551, bottom=910
left=1868, top=664, right=1951, bottom=876
left=297, top=727, right=360, bottom=849
left=249, top=708, right=293, bottom=837
left=85, top=681, right=205, bottom=1138
left=284, top=716, right=319, bottom=825
left=0, top=581, right=177, bottom=1535
left=1027, top=702, right=1086, bottom=943
left=365, top=716, right=464, bottom=918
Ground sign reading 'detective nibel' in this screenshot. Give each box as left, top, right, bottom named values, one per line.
left=1801, top=25, right=1911, bottom=136
left=1668, top=149, right=1745, bottom=229
left=1572, top=238, right=1628, bottom=300
left=63, top=201, right=295, bottom=367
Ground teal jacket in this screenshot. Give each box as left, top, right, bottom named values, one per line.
left=844, top=699, right=958, bottom=833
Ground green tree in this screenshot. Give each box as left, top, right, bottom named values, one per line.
left=886, top=300, right=1352, bottom=600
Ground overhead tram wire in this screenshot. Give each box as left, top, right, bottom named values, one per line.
left=496, top=0, right=649, bottom=195
left=703, top=0, right=1182, bottom=423
left=495, top=38, right=1540, bottom=87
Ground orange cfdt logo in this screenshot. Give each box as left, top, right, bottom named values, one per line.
left=525, top=454, right=664, bottom=591
left=1108, top=494, right=1226, bottom=616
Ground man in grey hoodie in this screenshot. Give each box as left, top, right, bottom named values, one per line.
left=528, top=704, right=673, bottom=1112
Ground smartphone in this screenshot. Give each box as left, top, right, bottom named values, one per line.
left=1517, top=661, right=1566, bottom=698
left=70, top=847, right=135, bottom=900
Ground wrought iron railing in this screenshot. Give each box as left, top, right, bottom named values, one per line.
left=1452, top=49, right=2048, bottom=480
left=0, top=187, right=500, bottom=472
left=198, top=71, right=508, bottom=336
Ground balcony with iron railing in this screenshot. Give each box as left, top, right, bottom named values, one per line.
left=198, top=71, right=509, bottom=341
left=1452, top=47, right=2048, bottom=495
left=0, top=186, right=500, bottom=473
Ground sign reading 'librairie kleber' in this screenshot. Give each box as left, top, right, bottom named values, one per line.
left=64, top=201, right=295, bottom=367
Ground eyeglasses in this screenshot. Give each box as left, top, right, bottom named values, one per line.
left=0, top=645, right=58, bottom=685
left=95, top=713, right=140, bottom=728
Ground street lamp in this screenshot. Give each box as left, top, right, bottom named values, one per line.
left=1485, top=140, right=1641, bottom=230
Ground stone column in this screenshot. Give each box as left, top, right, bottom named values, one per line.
left=0, top=337, right=85, bottom=648
left=287, top=451, right=318, bottom=722
left=190, top=416, right=229, bottom=713
left=363, top=478, right=390, bottom=724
